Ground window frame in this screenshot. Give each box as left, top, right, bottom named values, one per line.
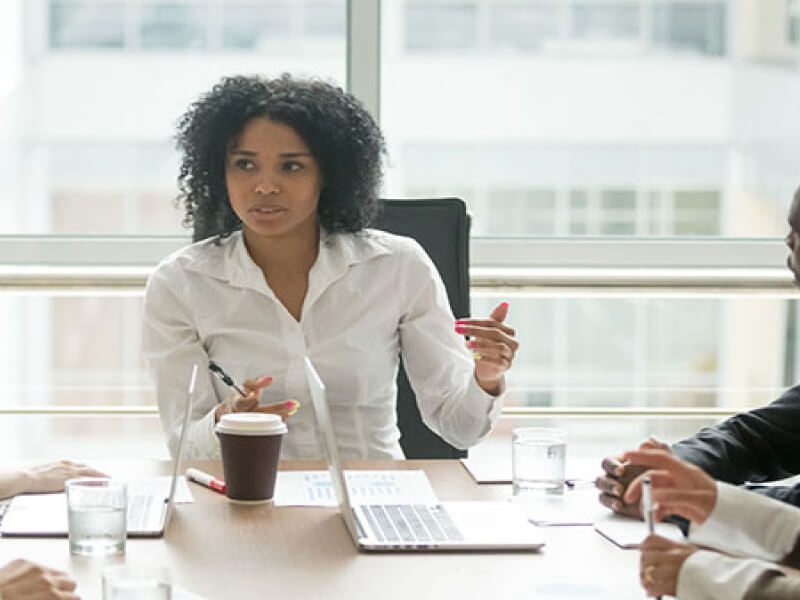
left=2, top=0, right=795, bottom=419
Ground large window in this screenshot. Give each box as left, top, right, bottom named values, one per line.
left=381, top=0, right=800, bottom=420
left=2, top=0, right=800, bottom=460
left=0, top=0, right=346, bottom=235
left=403, top=0, right=727, bottom=56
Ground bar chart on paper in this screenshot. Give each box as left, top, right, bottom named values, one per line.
left=273, top=470, right=438, bottom=507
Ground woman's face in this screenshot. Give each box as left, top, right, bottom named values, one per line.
left=225, top=117, right=322, bottom=242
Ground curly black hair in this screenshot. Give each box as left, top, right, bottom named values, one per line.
left=175, top=74, right=386, bottom=242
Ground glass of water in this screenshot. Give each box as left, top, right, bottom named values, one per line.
left=512, top=428, right=567, bottom=496
left=102, top=566, right=172, bottom=600
left=66, top=477, right=127, bottom=556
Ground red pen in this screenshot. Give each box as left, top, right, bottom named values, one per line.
left=186, top=468, right=226, bottom=494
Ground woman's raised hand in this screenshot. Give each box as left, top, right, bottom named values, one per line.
left=455, top=302, right=519, bottom=395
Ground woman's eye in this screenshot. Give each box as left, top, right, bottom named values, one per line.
left=283, top=161, right=303, bottom=172
left=233, top=158, right=255, bottom=171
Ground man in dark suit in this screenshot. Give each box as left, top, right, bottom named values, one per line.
left=597, top=185, right=800, bottom=515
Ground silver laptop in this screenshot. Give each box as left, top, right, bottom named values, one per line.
left=1, top=364, right=197, bottom=539
left=303, top=357, right=545, bottom=552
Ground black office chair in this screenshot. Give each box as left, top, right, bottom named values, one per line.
left=372, top=198, right=471, bottom=459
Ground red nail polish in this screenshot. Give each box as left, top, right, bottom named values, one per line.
left=500, top=302, right=509, bottom=309
left=455, top=325, right=466, bottom=334
left=467, top=340, right=477, bottom=349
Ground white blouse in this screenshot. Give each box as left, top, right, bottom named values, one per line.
left=142, top=229, right=504, bottom=460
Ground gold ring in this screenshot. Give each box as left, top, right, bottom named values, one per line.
left=644, top=565, right=656, bottom=584
left=472, top=352, right=482, bottom=361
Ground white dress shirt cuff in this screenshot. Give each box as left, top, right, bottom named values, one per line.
left=185, top=406, right=222, bottom=460
left=465, top=375, right=506, bottom=422
left=677, top=550, right=773, bottom=600
left=688, top=482, right=800, bottom=562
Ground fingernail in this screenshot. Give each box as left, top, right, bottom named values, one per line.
left=455, top=325, right=466, bottom=334
left=500, top=302, right=509, bottom=308
left=259, top=376, right=273, bottom=385
left=285, top=400, right=299, bottom=410
left=467, top=340, right=477, bottom=349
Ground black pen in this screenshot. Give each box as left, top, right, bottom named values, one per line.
left=208, top=361, right=247, bottom=398
left=208, top=362, right=296, bottom=413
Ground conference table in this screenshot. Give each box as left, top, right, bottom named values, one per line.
left=0, top=460, right=644, bottom=599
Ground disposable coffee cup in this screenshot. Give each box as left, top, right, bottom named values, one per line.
left=215, top=413, right=287, bottom=504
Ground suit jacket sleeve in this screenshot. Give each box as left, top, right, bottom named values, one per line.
left=672, top=385, right=800, bottom=486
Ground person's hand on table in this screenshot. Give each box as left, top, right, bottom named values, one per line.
left=0, top=559, right=79, bottom=599
left=640, top=534, right=696, bottom=598
left=455, top=302, right=519, bottom=396
left=214, top=375, right=299, bottom=423
left=20, top=461, right=107, bottom=494
left=623, top=449, right=717, bottom=525
left=595, top=437, right=671, bottom=518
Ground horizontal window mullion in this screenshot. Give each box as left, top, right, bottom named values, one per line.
left=0, top=406, right=739, bottom=419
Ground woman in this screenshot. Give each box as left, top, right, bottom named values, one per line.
left=622, top=449, right=800, bottom=599
left=143, top=74, right=518, bottom=460
left=0, top=461, right=103, bottom=599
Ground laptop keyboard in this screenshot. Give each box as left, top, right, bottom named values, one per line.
left=361, top=504, right=463, bottom=543
left=127, top=494, right=157, bottom=530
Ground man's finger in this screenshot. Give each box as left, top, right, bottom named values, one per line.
left=598, top=492, right=617, bottom=511
left=601, top=456, right=625, bottom=477
left=621, top=449, right=687, bottom=474
left=640, top=534, right=676, bottom=551
left=625, top=469, right=675, bottom=503
left=640, top=436, right=670, bottom=452
left=595, top=475, right=623, bottom=496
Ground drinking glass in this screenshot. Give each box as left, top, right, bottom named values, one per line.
left=102, top=566, right=172, bottom=600
left=66, top=477, right=127, bottom=556
left=512, top=428, right=567, bottom=496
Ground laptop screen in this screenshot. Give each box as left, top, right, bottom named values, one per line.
left=303, top=357, right=361, bottom=542
left=163, top=363, right=196, bottom=528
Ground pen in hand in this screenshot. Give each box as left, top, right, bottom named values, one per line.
left=642, top=476, right=663, bottom=600
left=208, top=360, right=247, bottom=398
left=208, top=361, right=299, bottom=415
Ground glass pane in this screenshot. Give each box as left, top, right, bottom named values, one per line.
left=382, top=0, right=800, bottom=238
left=471, top=295, right=796, bottom=410
left=572, top=2, right=640, bottom=40
left=0, top=0, right=346, bottom=234
left=0, top=293, right=151, bottom=408
left=222, top=2, right=291, bottom=49
left=652, top=2, right=727, bottom=56
left=49, top=0, right=125, bottom=48
left=140, top=2, right=207, bottom=50
left=489, top=3, right=560, bottom=52
left=790, top=0, right=800, bottom=44
left=405, top=1, right=477, bottom=52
